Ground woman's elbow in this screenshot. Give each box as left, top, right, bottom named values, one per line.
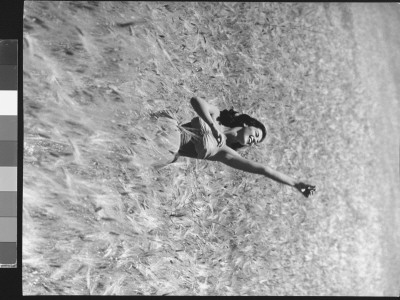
left=190, top=96, right=199, bottom=106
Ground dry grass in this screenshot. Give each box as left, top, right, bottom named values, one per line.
left=23, top=2, right=398, bottom=296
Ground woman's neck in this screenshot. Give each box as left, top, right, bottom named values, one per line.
left=221, top=125, right=240, bottom=145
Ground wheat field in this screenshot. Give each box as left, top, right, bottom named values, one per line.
left=23, top=2, right=399, bottom=295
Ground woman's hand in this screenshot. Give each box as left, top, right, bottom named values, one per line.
left=294, top=182, right=316, bottom=198
left=210, top=122, right=226, bottom=147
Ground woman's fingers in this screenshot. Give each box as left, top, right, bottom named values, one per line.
left=211, top=125, right=224, bottom=147
left=214, top=130, right=225, bottom=147
left=219, top=133, right=226, bottom=147
left=305, top=185, right=316, bottom=197
left=295, top=183, right=316, bottom=197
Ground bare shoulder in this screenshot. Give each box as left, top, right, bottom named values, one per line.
left=207, top=101, right=221, bottom=116
left=206, top=100, right=220, bottom=114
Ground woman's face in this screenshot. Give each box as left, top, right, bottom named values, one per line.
left=237, top=125, right=263, bottom=146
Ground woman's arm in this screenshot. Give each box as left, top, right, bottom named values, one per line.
left=210, top=147, right=316, bottom=197
left=211, top=146, right=297, bottom=186
left=190, top=97, right=220, bottom=127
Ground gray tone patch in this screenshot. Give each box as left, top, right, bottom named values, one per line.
left=0, top=141, right=17, bottom=166
left=0, top=192, right=17, bottom=216
left=0, top=40, right=17, bottom=65
left=0, top=218, right=16, bottom=242
left=0, top=242, right=16, bottom=264
left=0, top=65, right=17, bottom=90
left=0, top=116, right=17, bottom=140
left=0, top=167, right=17, bottom=191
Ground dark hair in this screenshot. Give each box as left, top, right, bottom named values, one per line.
left=217, top=108, right=267, bottom=150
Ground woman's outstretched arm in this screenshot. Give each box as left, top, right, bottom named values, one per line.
left=210, top=146, right=316, bottom=196
left=211, top=146, right=296, bottom=186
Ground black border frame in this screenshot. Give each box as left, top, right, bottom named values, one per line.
left=0, top=0, right=23, bottom=297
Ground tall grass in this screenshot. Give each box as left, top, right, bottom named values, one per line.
left=23, top=2, right=395, bottom=295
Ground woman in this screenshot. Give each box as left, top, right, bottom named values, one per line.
left=151, top=97, right=316, bottom=198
